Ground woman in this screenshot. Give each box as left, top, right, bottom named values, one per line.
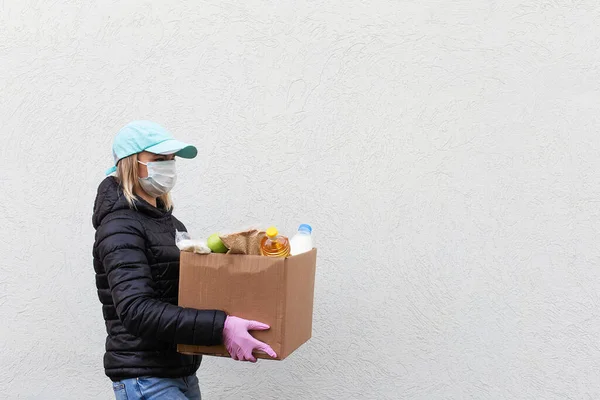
left=92, top=120, right=275, bottom=400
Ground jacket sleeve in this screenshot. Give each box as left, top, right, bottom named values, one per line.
left=96, top=215, right=226, bottom=345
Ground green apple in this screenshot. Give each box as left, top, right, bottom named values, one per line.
left=207, top=233, right=228, bottom=253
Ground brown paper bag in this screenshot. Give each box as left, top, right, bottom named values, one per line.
left=219, top=229, right=266, bottom=255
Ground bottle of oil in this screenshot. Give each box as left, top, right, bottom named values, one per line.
left=260, top=226, right=291, bottom=257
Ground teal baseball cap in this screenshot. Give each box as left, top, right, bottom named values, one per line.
left=106, top=120, right=198, bottom=175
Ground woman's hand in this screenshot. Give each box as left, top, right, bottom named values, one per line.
left=223, top=316, right=277, bottom=362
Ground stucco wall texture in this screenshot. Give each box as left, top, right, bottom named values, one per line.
left=2, top=1, right=600, bottom=399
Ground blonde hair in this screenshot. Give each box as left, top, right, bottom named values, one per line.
left=116, top=153, right=173, bottom=211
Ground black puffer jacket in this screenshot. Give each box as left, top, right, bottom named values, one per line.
left=92, top=176, right=226, bottom=381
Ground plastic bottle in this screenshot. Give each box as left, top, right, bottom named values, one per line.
left=260, top=226, right=291, bottom=257
left=289, top=224, right=314, bottom=256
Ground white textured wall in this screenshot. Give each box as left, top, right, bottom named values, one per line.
left=2, top=1, right=600, bottom=399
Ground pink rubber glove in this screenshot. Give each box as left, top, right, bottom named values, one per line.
left=223, top=316, right=277, bottom=362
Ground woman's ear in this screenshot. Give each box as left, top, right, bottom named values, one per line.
left=138, top=161, right=148, bottom=178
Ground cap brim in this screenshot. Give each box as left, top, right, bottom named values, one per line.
left=145, top=139, right=198, bottom=159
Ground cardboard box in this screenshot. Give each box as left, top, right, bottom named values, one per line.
left=177, top=249, right=317, bottom=360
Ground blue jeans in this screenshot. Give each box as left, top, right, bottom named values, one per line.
left=112, top=375, right=201, bottom=400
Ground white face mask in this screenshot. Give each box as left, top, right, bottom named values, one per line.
left=138, top=160, right=177, bottom=197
